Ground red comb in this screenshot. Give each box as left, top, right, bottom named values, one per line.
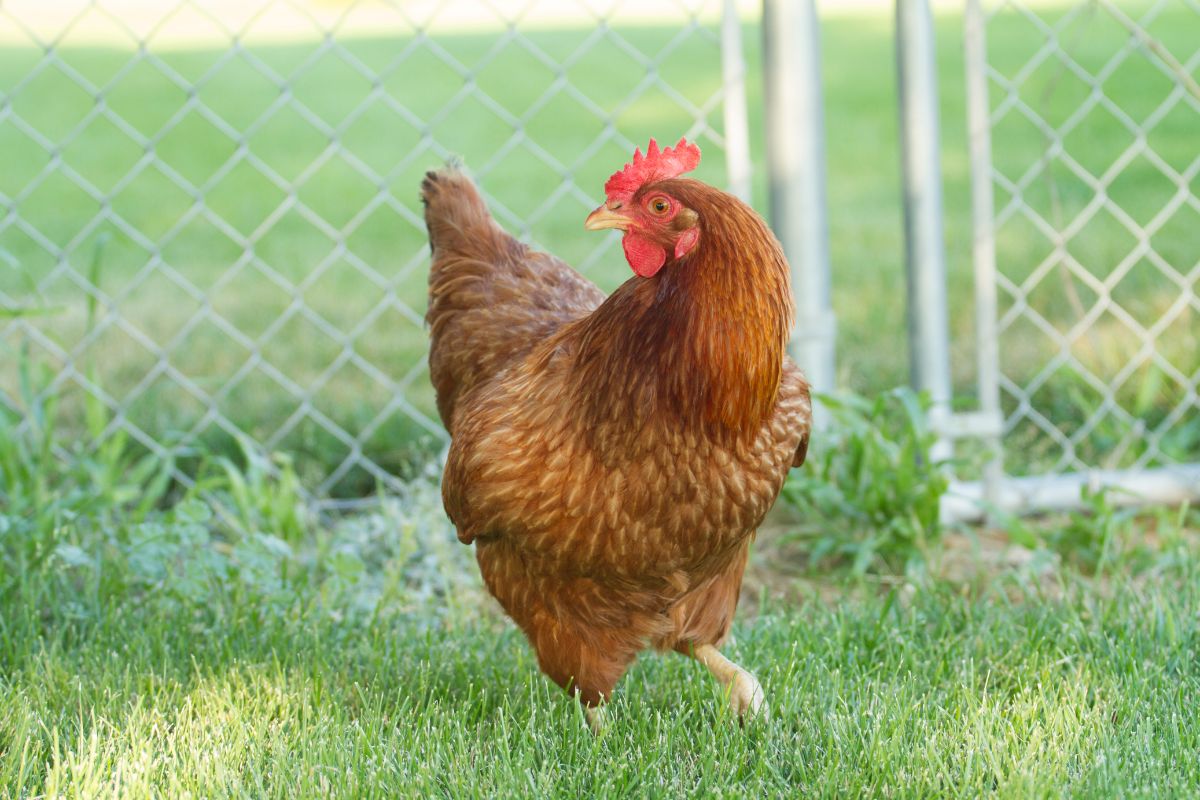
left=603, top=137, right=701, bottom=204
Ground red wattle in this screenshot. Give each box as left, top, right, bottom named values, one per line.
left=622, top=233, right=667, bottom=277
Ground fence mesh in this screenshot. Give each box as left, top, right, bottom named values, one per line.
left=976, top=0, right=1199, bottom=481
left=0, top=0, right=738, bottom=501
left=7, top=0, right=1196, bottom=511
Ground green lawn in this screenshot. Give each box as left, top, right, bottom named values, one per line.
left=3, top=377, right=1200, bottom=797
left=4, top=470, right=1199, bottom=796
left=1, top=5, right=1196, bottom=491
left=5, top=576, right=1200, bottom=797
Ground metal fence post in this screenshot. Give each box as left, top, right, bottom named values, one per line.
left=964, top=0, right=1004, bottom=509
left=896, top=0, right=953, bottom=460
left=721, top=0, right=752, bottom=203
left=763, top=0, right=836, bottom=421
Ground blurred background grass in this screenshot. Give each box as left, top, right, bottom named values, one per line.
left=0, top=2, right=1196, bottom=494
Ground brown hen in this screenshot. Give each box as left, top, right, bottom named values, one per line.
left=423, top=139, right=811, bottom=729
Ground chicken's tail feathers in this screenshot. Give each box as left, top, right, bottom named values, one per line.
left=423, top=161, right=532, bottom=426
left=419, top=157, right=464, bottom=205
left=421, top=162, right=519, bottom=265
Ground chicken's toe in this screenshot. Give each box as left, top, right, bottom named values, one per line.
left=728, top=669, right=767, bottom=721
left=583, top=705, right=607, bottom=734
left=691, top=643, right=768, bottom=724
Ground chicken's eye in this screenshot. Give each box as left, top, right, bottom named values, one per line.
left=649, top=197, right=671, bottom=215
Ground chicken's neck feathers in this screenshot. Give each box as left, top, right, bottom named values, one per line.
left=572, top=184, right=792, bottom=442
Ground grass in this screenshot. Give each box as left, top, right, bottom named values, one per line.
left=4, top=359, right=1200, bottom=797
left=4, top=447, right=1199, bottom=799
left=0, top=4, right=1196, bottom=492
left=5, top=577, right=1200, bottom=797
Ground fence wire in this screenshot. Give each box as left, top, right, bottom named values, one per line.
left=0, top=0, right=740, bottom=503
left=5, top=0, right=1197, bottom=515
left=966, top=0, right=1199, bottom=504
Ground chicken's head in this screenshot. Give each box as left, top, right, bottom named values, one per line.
left=584, top=138, right=702, bottom=278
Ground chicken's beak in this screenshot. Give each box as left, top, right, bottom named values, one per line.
left=584, top=204, right=631, bottom=232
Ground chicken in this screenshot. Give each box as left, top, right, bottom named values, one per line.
left=422, top=138, right=811, bottom=729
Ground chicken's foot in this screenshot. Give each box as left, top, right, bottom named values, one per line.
left=693, top=644, right=766, bottom=722
left=583, top=704, right=606, bottom=734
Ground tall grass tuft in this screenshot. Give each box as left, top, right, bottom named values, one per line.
left=780, top=388, right=951, bottom=575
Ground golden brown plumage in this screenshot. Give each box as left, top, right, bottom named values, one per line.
left=423, top=140, right=811, bottom=721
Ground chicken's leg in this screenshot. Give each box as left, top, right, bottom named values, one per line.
left=692, top=644, right=766, bottom=721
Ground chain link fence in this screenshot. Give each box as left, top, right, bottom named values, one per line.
left=959, top=0, right=1200, bottom=513
left=3, top=0, right=1197, bottom=515
left=0, top=0, right=744, bottom=503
